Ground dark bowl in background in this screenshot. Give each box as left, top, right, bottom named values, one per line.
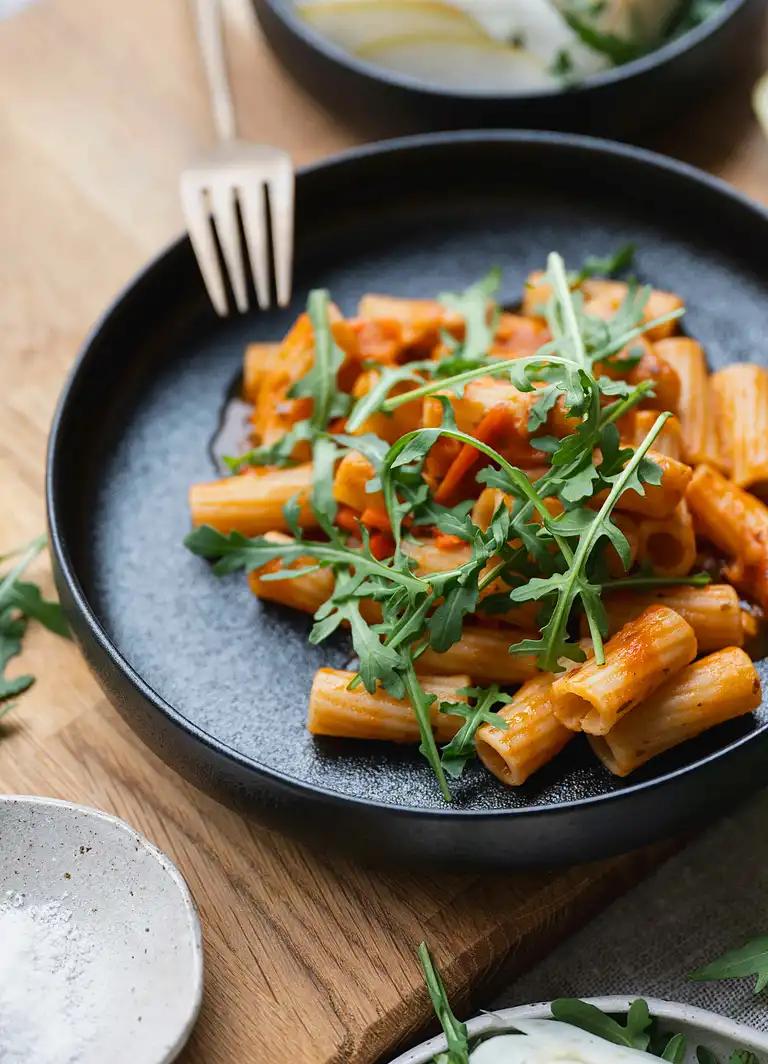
left=251, top=0, right=766, bottom=138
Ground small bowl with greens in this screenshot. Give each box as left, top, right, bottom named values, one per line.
left=389, top=946, right=768, bottom=1064
left=250, top=0, right=765, bottom=136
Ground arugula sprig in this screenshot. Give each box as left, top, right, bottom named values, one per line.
left=0, top=534, right=70, bottom=724
left=439, top=684, right=511, bottom=778
left=418, top=943, right=469, bottom=1064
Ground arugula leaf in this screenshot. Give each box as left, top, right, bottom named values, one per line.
left=0, top=534, right=69, bottom=720
left=429, top=577, right=480, bottom=654
left=346, top=362, right=432, bottom=433
left=661, top=1034, right=687, bottom=1064
left=439, top=684, right=511, bottom=777
left=6, top=582, right=70, bottom=638
left=551, top=998, right=651, bottom=1050
left=0, top=610, right=34, bottom=702
left=561, top=8, right=646, bottom=63
left=690, top=936, right=768, bottom=993
left=418, top=943, right=469, bottom=1064
left=224, top=421, right=311, bottom=472
left=436, top=268, right=501, bottom=379
left=573, top=243, right=636, bottom=285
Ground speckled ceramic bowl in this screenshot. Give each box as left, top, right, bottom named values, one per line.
left=0, top=795, right=204, bottom=1064
left=388, top=997, right=768, bottom=1063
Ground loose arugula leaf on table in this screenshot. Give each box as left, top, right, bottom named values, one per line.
left=439, top=684, right=511, bottom=778
left=0, top=534, right=70, bottom=725
left=0, top=611, right=35, bottom=703
left=6, top=581, right=71, bottom=638
left=690, top=935, right=768, bottom=994
left=418, top=943, right=470, bottom=1064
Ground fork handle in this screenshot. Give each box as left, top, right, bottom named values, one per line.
left=193, top=0, right=237, bottom=142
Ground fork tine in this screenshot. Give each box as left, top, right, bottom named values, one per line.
left=267, top=162, right=294, bottom=308
left=209, top=183, right=249, bottom=314
left=180, top=176, right=228, bottom=317
left=238, top=182, right=271, bottom=311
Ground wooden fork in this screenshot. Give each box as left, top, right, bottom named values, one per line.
left=181, top=0, right=294, bottom=315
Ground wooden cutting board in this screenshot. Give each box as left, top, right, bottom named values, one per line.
left=0, top=2, right=766, bottom=1061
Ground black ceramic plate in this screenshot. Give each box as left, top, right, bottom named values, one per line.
left=48, top=132, right=768, bottom=868
left=252, top=0, right=766, bottom=138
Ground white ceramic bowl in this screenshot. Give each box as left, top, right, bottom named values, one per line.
left=0, top=794, right=204, bottom=1064
left=389, top=997, right=768, bottom=1063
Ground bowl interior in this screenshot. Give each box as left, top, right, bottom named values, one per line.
left=52, top=136, right=768, bottom=814
left=0, top=796, right=202, bottom=1064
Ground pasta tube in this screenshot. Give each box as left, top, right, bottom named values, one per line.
left=582, top=278, right=684, bottom=342
left=635, top=499, right=696, bottom=578
left=653, top=338, right=727, bottom=470
left=589, top=647, right=761, bottom=776
left=333, top=451, right=386, bottom=513
left=685, top=463, right=768, bottom=574
left=631, top=410, right=683, bottom=461
left=612, top=449, right=692, bottom=519
left=189, top=465, right=317, bottom=536
left=552, top=605, right=697, bottom=735
left=243, top=343, right=280, bottom=403
left=522, top=272, right=683, bottom=342
left=415, top=626, right=539, bottom=686
left=710, top=363, right=768, bottom=489
left=307, top=669, right=470, bottom=742
left=357, top=294, right=463, bottom=348
left=596, top=585, right=747, bottom=653
left=248, top=532, right=333, bottom=613
left=492, top=313, right=550, bottom=356
left=350, top=369, right=422, bottom=443
left=248, top=533, right=381, bottom=622
left=476, top=672, right=574, bottom=786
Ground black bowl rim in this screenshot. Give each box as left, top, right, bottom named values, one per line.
left=47, top=128, right=768, bottom=823
left=258, top=0, right=747, bottom=103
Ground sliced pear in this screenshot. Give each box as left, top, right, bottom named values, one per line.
left=356, top=33, right=557, bottom=90
left=452, top=0, right=608, bottom=76
left=298, top=0, right=489, bottom=53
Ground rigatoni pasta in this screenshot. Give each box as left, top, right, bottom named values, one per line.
left=589, top=648, right=761, bottom=776
left=597, top=585, right=749, bottom=653
left=710, top=363, right=768, bottom=490
left=476, top=672, right=574, bottom=786
left=552, top=606, right=697, bottom=735
left=189, top=464, right=317, bottom=536
left=308, top=669, right=470, bottom=742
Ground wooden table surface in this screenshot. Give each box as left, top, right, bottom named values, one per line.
left=1, top=2, right=767, bottom=1061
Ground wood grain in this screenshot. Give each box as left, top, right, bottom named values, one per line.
left=0, top=2, right=766, bottom=1061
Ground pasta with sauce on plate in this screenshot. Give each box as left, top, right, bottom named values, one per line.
left=185, top=249, right=764, bottom=802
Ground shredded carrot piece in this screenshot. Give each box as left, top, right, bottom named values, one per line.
left=434, top=405, right=513, bottom=505
left=335, top=506, right=360, bottom=534
left=360, top=507, right=392, bottom=533
left=369, top=531, right=395, bottom=560
left=434, top=533, right=465, bottom=551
